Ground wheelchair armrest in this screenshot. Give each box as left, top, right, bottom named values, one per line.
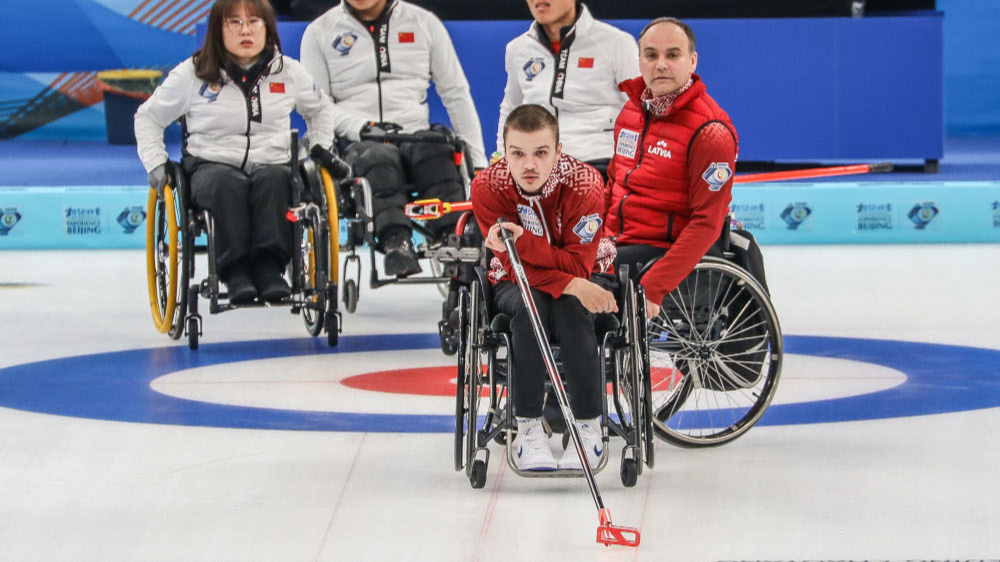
left=472, top=265, right=496, bottom=319
left=714, top=213, right=733, bottom=253
left=298, top=159, right=324, bottom=204
left=615, top=265, right=631, bottom=306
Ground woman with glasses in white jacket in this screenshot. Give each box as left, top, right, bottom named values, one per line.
left=135, top=0, right=351, bottom=304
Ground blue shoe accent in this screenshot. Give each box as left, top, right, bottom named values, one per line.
left=594, top=444, right=603, bottom=457
left=517, top=446, right=523, bottom=458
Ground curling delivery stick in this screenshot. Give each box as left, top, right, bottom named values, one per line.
left=404, top=162, right=894, bottom=220
left=496, top=218, right=640, bottom=548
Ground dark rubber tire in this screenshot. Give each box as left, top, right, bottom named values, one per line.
left=620, top=457, right=638, bottom=488
left=470, top=459, right=488, bottom=489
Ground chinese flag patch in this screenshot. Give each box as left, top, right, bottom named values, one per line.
left=398, top=32, right=415, bottom=43
left=578, top=57, right=594, bottom=68
left=269, top=82, right=285, bottom=94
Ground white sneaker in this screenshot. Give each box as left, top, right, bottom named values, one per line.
left=513, top=417, right=557, bottom=471
left=558, top=417, right=605, bottom=470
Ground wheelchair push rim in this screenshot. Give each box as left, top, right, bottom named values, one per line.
left=145, top=184, right=187, bottom=337
left=300, top=224, right=326, bottom=336
left=647, top=257, right=783, bottom=447
left=457, top=280, right=490, bottom=479
left=320, top=167, right=339, bottom=286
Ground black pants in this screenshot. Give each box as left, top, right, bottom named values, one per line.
left=342, top=132, right=465, bottom=244
left=615, top=244, right=668, bottom=284
left=493, top=282, right=603, bottom=420
left=182, top=157, right=293, bottom=277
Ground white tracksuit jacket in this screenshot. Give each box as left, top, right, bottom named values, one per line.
left=300, top=0, right=488, bottom=168
left=497, top=5, right=639, bottom=163
left=134, top=53, right=348, bottom=173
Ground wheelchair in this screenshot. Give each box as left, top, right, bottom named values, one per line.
left=333, top=124, right=483, bottom=316
left=145, top=133, right=344, bottom=350
left=454, top=265, right=655, bottom=489
left=641, top=221, right=784, bottom=448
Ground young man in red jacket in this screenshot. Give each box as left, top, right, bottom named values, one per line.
left=604, top=18, right=739, bottom=317
left=471, top=104, right=617, bottom=471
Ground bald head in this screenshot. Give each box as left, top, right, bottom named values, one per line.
left=639, top=17, right=696, bottom=55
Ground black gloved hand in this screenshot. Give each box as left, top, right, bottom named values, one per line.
left=310, top=145, right=352, bottom=180
left=147, top=163, right=167, bottom=198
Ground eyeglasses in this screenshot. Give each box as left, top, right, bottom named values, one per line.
left=224, top=17, right=265, bottom=31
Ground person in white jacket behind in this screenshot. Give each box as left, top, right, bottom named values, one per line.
left=300, top=0, right=488, bottom=277
left=497, top=0, right=638, bottom=180
left=135, top=0, right=350, bottom=304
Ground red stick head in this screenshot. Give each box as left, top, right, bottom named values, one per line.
left=596, top=509, right=641, bottom=547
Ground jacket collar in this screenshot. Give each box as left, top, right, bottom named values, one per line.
left=219, top=48, right=282, bottom=83
left=620, top=73, right=706, bottom=116
left=341, top=0, right=398, bottom=27
left=530, top=2, right=592, bottom=46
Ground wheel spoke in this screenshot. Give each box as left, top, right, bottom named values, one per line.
left=649, top=259, right=782, bottom=447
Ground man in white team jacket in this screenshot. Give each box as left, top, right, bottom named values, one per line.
left=301, top=0, right=488, bottom=277
left=498, top=0, right=638, bottom=179
left=497, top=0, right=637, bottom=432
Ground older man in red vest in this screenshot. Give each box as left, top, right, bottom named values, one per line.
left=604, top=17, right=739, bottom=317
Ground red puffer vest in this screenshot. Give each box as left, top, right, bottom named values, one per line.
left=605, top=74, right=737, bottom=246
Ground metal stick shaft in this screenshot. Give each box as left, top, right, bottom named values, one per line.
left=498, top=223, right=607, bottom=514
left=734, top=163, right=878, bottom=184
left=406, top=163, right=892, bottom=219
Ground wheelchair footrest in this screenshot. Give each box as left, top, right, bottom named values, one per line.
left=420, top=245, right=481, bottom=264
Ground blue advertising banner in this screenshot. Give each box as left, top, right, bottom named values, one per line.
left=730, top=182, right=1000, bottom=245
left=0, top=187, right=148, bottom=249
left=2, top=182, right=998, bottom=249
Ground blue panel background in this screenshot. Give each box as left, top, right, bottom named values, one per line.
left=939, top=0, right=1000, bottom=135
left=835, top=16, right=943, bottom=158
left=205, top=15, right=942, bottom=162
left=5, top=2, right=999, bottom=140
left=686, top=18, right=840, bottom=161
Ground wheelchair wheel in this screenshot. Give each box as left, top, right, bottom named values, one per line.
left=611, top=278, right=652, bottom=471
left=455, top=280, right=489, bottom=477
left=634, top=294, right=655, bottom=468
left=319, top=166, right=340, bottom=288
left=648, top=257, right=782, bottom=448
left=470, top=459, right=488, bottom=489
left=300, top=222, right=328, bottom=337
left=620, top=457, right=638, bottom=488
left=187, top=315, right=199, bottom=351
left=145, top=177, right=189, bottom=339
left=343, top=279, right=359, bottom=314
left=315, top=164, right=342, bottom=348
left=627, top=284, right=655, bottom=469
left=454, top=289, right=469, bottom=471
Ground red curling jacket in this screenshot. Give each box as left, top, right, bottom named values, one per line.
left=604, top=74, right=738, bottom=304
left=471, top=153, right=617, bottom=298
